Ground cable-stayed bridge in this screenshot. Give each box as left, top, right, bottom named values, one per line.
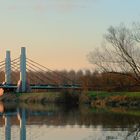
left=0, top=47, right=81, bottom=93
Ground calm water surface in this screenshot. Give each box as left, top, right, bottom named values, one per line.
left=0, top=102, right=140, bottom=140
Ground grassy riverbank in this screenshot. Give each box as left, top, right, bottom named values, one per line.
left=0, top=91, right=79, bottom=104
left=0, top=91, right=140, bottom=107
left=0, top=92, right=64, bottom=103
left=88, top=91, right=140, bottom=107
left=18, top=92, right=64, bottom=103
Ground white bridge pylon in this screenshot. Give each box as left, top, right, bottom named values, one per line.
left=5, top=51, right=11, bottom=85
left=17, top=47, right=30, bottom=93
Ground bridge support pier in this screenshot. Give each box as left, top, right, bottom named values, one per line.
left=20, top=47, right=26, bottom=92
left=5, top=51, right=11, bottom=84
left=17, top=47, right=30, bottom=93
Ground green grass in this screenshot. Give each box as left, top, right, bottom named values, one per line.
left=122, top=92, right=140, bottom=98
left=91, top=107, right=140, bottom=116
left=88, top=91, right=140, bottom=99
left=18, top=92, right=64, bottom=102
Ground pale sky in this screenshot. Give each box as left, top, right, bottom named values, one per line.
left=0, top=0, right=140, bottom=71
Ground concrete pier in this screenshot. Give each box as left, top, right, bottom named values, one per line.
left=17, top=47, right=30, bottom=93
left=20, top=47, right=27, bottom=92
left=5, top=51, right=11, bottom=84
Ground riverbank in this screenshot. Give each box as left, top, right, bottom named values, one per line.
left=0, top=91, right=140, bottom=107
left=0, top=92, right=79, bottom=105
left=88, top=91, right=140, bottom=107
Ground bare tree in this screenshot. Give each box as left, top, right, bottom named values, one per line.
left=88, top=24, right=140, bottom=83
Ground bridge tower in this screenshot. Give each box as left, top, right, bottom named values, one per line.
left=20, top=47, right=26, bottom=92
left=17, top=47, right=30, bottom=93
left=5, top=51, right=11, bottom=84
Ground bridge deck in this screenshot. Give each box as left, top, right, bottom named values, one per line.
left=0, top=84, right=82, bottom=90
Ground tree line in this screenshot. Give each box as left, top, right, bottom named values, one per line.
left=87, top=23, right=140, bottom=91
left=0, top=69, right=139, bottom=91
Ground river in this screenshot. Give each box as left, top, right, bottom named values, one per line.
left=0, top=102, right=140, bottom=140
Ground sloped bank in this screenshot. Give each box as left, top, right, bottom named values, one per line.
left=88, top=91, right=140, bottom=107
left=1, top=91, right=140, bottom=107
left=0, top=92, right=79, bottom=105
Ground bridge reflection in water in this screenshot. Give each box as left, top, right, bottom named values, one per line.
left=3, top=108, right=26, bottom=140
left=0, top=103, right=140, bottom=140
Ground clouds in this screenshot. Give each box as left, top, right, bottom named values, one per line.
left=7, top=0, right=90, bottom=13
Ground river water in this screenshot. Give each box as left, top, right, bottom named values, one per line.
left=0, top=102, right=140, bottom=140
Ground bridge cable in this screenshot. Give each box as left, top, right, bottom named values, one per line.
left=0, top=62, right=5, bottom=67
left=11, top=61, right=20, bottom=71
left=27, top=58, right=73, bottom=82
left=0, top=60, right=5, bottom=64
left=26, top=68, right=48, bottom=84
left=27, top=58, right=74, bottom=84
left=0, top=57, right=20, bottom=70
left=27, top=60, right=62, bottom=83
left=27, top=65, right=57, bottom=84
left=27, top=63, right=58, bottom=84
left=27, top=72, right=37, bottom=84
left=3, top=59, right=20, bottom=83
left=26, top=68, right=45, bottom=84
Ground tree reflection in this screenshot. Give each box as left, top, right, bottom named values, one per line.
left=2, top=108, right=27, bottom=140
left=0, top=103, right=140, bottom=140
left=125, top=123, right=140, bottom=140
